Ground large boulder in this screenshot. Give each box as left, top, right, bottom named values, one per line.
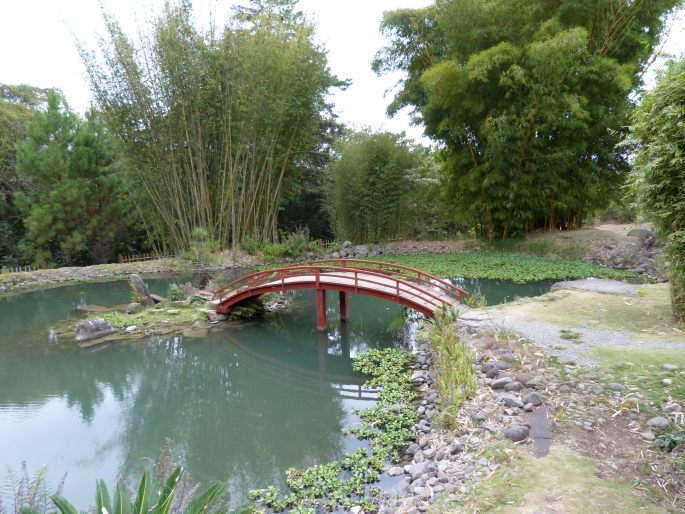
left=76, top=318, right=116, bottom=345
left=354, top=245, right=370, bottom=258
left=130, top=274, right=155, bottom=307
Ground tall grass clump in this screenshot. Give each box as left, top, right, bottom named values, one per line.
left=424, top=308, right=477, bottom=428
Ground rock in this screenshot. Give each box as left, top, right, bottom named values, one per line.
left=641, top=431, right=656, bottom=441
left=522, top=391, right=543, bottom=406
left=350, top=506, right=363, bottom=514
left=501, top=394, right=524, bottom=409
left=129, top=274, right=155, bottom=307
left=342, top=240, right=353, bottom=249
left=418, top=436, right=429, bottom=448
left=388, top=466, right=404, bottom=477
left=355, top=245, right=370, bottom=258
left=523, top=402, right=534, bottom=412
left=664, top=403, right=682, bottom=413
left=627, top=228, right=656, bottom=243
left=75, top=318, right=116, bottom=345
left=472, top=410, right=487, bottom=422
left=407, top=461, right=434, bottom=481
left=491, top=377, right=514, bottom=389
left=663, top=378, right=673, bottom=386
left=149, top=293, right=165, bottom=304
left=514, top=373, right=533, bottom=384
left=406, top=444, right=420, bottom=456
left=558, top=384, right=572, bottom=393
left=591, top=384, right=605, bottom=394
left=647, top=416, right=670, bottom=428
left=607, top=382, right=623, bottom=391
left=505, top=425, right=530, bottom=443
left=166, top=309, right=180, bottom=315
left=662, top=363, right=679, bottom=371
left=125, top=325, right=137, bottom=333
left=481, top=362, right=498, bottom=374
left=504, top=381, right=524, bottom=392
left=180, top=283, right=201, bottom=298
left=125, top=302, right=142, bottom=314
left=423, top=448, right=437, bottom=460
left=450, top=443, right=465, bottom=454
left=200, top=309, right=228, bottom=323
left=330, top=251, right=340, bottom=259
left=411, top=370, right=427, bottom=383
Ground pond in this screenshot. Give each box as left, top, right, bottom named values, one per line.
left=0, top=274, right=553, bottom=509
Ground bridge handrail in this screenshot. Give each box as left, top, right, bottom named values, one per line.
left=284, top=259, right=468, bottom=300
left=215, top=259, right=467, bottom=308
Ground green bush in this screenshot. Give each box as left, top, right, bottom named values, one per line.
left=166, top=284, right=184, bottom=301
left=240, top=234, right=261, bottom=256
left=261, top=243, right=288, bottom=260
left=283, top=230, right=308, bottom=257
left=180, top=228, right=219, bottom=266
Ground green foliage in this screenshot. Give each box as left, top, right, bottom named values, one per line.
left=50, top=467, right=225, bottom=514
left=328, top=130, right=440, bottom=242
left=0, top=84, right=54, bottom=267
left=374, top=0, right=682, bottom=239
left=1, top=461, right=63, bottom=514
left=240, top=235, right=261, bottom=256
left=368, top=252, right=637, bottom=283
left=166, top=284, right=185, bottom=302
left=82, top=0, right=340, bottom=253
left=14, top=92, right=143, bottom=266
left=179, top=228, right=219, bottom=266
left=631, top=57, right=685, bottom=322
left=249, top=348, right=416, bottom=512
left=423, top=309, right=477, bottom=427
left=655, top=426, right=685, bottom=454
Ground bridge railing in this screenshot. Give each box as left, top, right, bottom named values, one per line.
left=215, top=259, right=468, bottom=310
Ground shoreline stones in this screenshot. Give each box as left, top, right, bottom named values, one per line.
left=75, top=318, right=116, bottom=345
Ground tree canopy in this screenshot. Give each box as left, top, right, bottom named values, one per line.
left=632, top=58, right=685, bottom=321
left=374, top=0, right=683, bottom=239
left=15, top=92, right=141, bottom=266
left=328, top=130, right=439, bottom=242
left=80, top=0, right=340, bottom=252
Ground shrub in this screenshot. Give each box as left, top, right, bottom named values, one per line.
left=240, top=234, right=261, bottom=256
left=166, top=284, right=184, bottom=301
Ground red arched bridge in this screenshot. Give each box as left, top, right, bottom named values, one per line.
left=214, top=259, right=468, bottom=331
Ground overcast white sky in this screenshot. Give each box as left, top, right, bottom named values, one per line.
left=1, top=0, right=684, bottom=144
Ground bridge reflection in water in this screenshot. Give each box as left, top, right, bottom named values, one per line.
left=224, top=321, right=379, bottom=402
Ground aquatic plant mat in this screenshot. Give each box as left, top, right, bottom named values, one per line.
left=249, top=348, right=417, bottom=512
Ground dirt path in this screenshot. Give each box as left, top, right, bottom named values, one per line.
left=459, top=280, right=685, bottom=366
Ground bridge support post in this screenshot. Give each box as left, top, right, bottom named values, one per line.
left=316, top=289, right=327, bottom=331
left=339, top=292, right=349, bottom=322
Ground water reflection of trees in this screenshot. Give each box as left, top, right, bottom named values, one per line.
left=0, top=290, right=407, bottom=505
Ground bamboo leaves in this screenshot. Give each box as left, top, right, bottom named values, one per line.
left=81, top=1, right=337, bottom=251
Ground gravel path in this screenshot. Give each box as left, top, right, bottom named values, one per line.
left=459, top=278, right=684, bottom=366
left=459, top=309, right=683, bottom=366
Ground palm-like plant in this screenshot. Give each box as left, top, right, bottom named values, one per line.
left=50, top=467, right=225, bottom=514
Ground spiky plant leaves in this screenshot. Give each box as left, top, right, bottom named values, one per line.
left=132, top=471, right=151, bottom=514
left=184, top=482, right=225, bottom=514
left=50, top=495, right=80, bottom=514
left=95, top=480, right=112, bottom=514
left=111, top=482, right=129, bottom=514
left=152, top=466, right=182, bottom=514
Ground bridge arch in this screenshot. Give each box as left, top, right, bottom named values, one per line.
left=214, top=259, right=468, bottom=331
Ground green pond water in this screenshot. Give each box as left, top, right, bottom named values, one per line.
left=0, top=274, right=553, bottom=509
